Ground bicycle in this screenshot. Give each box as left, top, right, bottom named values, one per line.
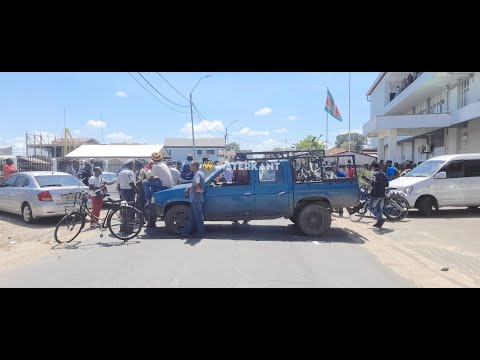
left=350, top=184, right=409, bottom=222
left=54, top=191, right=144, bottom=244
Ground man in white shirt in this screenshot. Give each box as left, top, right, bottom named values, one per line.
left=224, top=165, right=233, bottom=183
left=118, top=159, right=137, bottom=203
left=167, top=160, right=181, bottom=185
left=144, top=152, right=173, bottom=204
left=88, top=166, right=116, bottom=228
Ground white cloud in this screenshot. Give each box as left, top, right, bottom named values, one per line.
left=235, top=127, right=269, bottom=137
left=106, top=132, right=133, bottom=141
left=87, top=120, right=107, bottom=129
left=287, top=116, right=297, bottom=121
left=115, top=90, right=128, bottom=97
left=273, top=128, right=287, bottom=133
left=251, top=138, right=283, bottom=151
left=254, top=107, right=273, bottom=116
left=73, top=130, right=81, bottom=135
left=180, top=120, right=225, bottom=138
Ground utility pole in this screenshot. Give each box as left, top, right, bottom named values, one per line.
left=190, top=75, right=212, bottom=160
left=225, top=120, right=239, bottom=162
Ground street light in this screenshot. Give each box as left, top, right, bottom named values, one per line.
left=224, top=120, right=240, bottom=160
left=190, top=75, right=213, bottom=160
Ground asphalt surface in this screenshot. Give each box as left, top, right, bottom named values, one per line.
left=0, top=218, right=413, bottom=288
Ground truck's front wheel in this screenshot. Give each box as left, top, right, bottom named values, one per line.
left=165, top=204, right=190, bottom=235
left=298, top=203, right=331, bottom=237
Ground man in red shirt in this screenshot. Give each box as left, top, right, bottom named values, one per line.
left=346, top=163, right=356, bottom=178
left=2, top=158, right=18, bottom=179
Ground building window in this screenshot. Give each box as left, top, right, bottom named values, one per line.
left=459, top=79, right=469, bottom=108
left=168, top=150, right=172, bottom=156
left=207, top=150, right=215, bottom=155
left=197, top=150, right=203, bottom=155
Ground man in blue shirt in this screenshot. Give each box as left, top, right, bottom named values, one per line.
left=385, top=160, right=397, bottom=181
left=181, top=161, right=206, bottom=239
left=180, top=154, right=194, bottom=184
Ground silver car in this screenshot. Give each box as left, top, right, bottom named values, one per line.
left=0, top=172, right=89, bottom=223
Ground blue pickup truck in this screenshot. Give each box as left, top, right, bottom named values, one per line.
left=152, top=153, right=359, bottom=237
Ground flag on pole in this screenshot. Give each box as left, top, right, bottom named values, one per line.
left=325, top=89, right=342, bottom=121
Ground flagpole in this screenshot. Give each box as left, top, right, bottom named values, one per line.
left=326, top=112, right=329, bottom=153
left=348, top=72, right=351, bottom=153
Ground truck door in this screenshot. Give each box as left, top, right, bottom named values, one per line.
left=254, top=162, right=289, bottom=217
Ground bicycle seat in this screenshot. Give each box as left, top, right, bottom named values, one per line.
left=107, top=198, right=122, bottom=204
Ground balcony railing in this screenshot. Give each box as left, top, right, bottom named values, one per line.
left=387, top=72, right=424, bottom=104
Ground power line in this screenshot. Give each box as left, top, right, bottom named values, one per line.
left=127, top=72, right=189, bottom=114
left=156, top=73, right=190, bottom=102
left=137, top=72, right=190, bottom=108
left=192, top=110, right=217, bottom=137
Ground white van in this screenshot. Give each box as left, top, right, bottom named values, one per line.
left=388, top=154, right=480, bottom=216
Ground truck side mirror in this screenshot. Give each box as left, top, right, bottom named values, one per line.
left=434, top=171, right=446, bottom=179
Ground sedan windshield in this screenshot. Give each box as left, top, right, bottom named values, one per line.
left=406, top=160, right=445, bottom=177
left=35, top=175, right=83, bottom=187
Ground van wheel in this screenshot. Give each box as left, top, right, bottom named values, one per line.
left=418, top=197, right=434, bottom=217
left=165, top=204, right=190, bottom=235
left=297, top=204, right=331, bottom=237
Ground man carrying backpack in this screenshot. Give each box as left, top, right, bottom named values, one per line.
left=180, top=154, right=194, bottom=184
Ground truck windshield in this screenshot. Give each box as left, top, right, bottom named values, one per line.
left=406, top=160, right=445, bottom=177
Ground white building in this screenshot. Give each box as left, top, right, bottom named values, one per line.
left=363, top=72, right=480, bottom=164
left=164, top=138, right=225, bottom=162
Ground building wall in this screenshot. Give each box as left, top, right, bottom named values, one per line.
left=168, top=147, right=225, bottom=162
left=459, top=119, right=480, bottom=154
left=370, top=77, right=388, bottom=119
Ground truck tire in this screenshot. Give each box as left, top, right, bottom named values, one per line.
left=289, top=216, right=297, bottom=224
left=297, top=203, right=331, bottom=237
left=165, top=204, right=190, bottom=235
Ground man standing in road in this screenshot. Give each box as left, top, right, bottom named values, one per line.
left=385, top=160, right=398, bottom=181
left=180, top=154, right=194, bottom=184
left=118, top=159, right=137, bottom=203
left=79, top=163, right=93, bottom=186
left=365, top=163, right=389, bottom=229
left=64, top=160, right=76, bottom=176
left=168, top=160, right=181, bottom=185
left=143, top=152, right=173, bottom=204
left=181, top=161, right=206, bottom=239
left=2, top=158, right=18, bottom=179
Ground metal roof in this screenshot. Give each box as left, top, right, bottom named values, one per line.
left=65, top=144, right=169, bottom=159
left=164, top=138, right=225, bottom=147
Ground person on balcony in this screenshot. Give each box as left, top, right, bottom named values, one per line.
left=407, top=73, right=414, bottom=86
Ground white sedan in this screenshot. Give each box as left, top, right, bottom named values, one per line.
left=0, top=172, right=89, bottom=223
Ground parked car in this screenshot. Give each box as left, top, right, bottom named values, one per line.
left=101, top=171, right=120, bottom=200
left=388, top=154, right=480, bottom=216
left=151, top=156, right=360, bottom=237
left=0, top=172, right=89, bottom=223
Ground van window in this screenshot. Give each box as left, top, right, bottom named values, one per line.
left=465, top=160, right=480, bottom=177
left=441, top=161, right=464, bottom=179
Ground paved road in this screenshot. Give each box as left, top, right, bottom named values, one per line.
left=0, top=218, right=412, bottom=288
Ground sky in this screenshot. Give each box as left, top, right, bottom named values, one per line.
left=0, top=72, right=378, bottom=155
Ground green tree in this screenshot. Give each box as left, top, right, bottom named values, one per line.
left=226, top=142, right=240, bottom=151
left=294, top=135, right=325, bottom=150
left=335, top=133, right=368, bottom=152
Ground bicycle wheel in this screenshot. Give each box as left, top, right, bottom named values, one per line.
left=384, top=196, right=409, bottom=221
left=54, top=212, right=86, bottom=244
left=108, top=205, right=144, bottom=242
left=350, top=202, right=367, bottom=222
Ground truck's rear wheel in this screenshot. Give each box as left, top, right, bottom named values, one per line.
left=165, top=204, right=190, bottom=235
left=297, top=203, right=331, bottom=237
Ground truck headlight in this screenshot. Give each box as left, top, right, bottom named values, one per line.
left=405, top=186, right=413, bottom=194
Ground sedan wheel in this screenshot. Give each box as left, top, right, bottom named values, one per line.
left=22, top=204, right=37, bottom=224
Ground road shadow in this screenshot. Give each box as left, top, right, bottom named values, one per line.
left=0, top=212, right=61, bottom=229
left=138, top=222, right=365, bottom=245
left=51, top=241, right=81, bottom=250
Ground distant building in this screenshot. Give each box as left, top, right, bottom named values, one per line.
left=26, top=133, right=100, bottom=158
left=0, top=146, right=13, bottom=155
left=363, top=72, right=480, bottom=163
left=165, top=138, right=225, bottom=162
left=327, top=148, right=377, bottom=166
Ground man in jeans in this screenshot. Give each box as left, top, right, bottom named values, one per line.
left=367, top=163, right=389, bottom=228
left=181, top=161, right=206, bottom=239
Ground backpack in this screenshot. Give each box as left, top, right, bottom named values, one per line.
left=181, top=162, right=193, bottom=180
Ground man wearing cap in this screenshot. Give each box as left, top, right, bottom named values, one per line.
left=118, top=159, right=137, bottom=203
left=143, top=152, right=173, bottom=205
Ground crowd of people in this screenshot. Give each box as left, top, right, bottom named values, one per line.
left=393, top=72, right=423, bottom=99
